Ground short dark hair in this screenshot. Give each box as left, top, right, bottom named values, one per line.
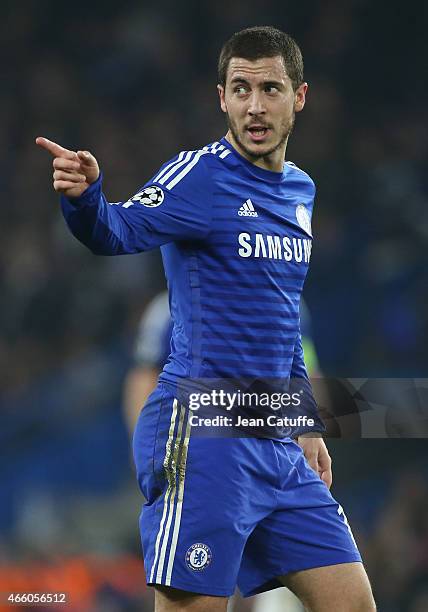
left=218, top=26, right=304, bottom=92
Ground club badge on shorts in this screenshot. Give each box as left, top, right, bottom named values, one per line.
left=185, top=543, right=212, bottom=571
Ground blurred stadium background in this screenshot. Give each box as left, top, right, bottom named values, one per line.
left=1, top=0, right=428, bottom=610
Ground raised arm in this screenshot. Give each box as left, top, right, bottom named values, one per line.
left=36, top=138, right=213, bottom=256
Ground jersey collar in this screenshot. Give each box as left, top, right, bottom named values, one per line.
left=220, top=137, right=287, bottom=183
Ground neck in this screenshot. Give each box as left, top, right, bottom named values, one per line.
left=224, top=130, right=287, bottom=173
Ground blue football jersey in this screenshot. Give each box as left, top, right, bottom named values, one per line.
left=60, top=137, right=324, bottom=438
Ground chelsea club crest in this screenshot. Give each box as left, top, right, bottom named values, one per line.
left=185, top=543, right=212, bottom=571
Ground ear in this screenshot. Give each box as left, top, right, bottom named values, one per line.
left=294, top=82, right=308, bottom=113
left=217, top=84, right=227, bottom=113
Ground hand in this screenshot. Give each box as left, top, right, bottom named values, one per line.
left=35, top=136, right=100, bottom=199
left=297, top=434, right=332, bottom=488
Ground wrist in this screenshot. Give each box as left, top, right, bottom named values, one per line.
left=295, top=431, right=323, bottom=440
left=66, top=172, right=103, bottom=206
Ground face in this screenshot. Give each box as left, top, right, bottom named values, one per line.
left=218, top=56, right=307, bottom=166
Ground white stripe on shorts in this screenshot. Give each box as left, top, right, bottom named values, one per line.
left=155, top=404, right=186, bottom=582
left=165, top=413, right=192, bottom=585
left=148, top=398, right=179, bottom=583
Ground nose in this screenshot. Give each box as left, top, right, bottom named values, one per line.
left=248, top=92, right=266, bottom=116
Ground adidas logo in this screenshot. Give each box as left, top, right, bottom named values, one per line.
left=238, top=199, right=258, bottom=217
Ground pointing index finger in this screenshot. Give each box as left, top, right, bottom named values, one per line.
left=35, top=136, right=77, bottom=160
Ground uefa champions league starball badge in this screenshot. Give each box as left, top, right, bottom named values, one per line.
left=296, top=203, right=312, bottom=236
left=185, top=543, right=212, bottom=571
left=132, top=185, right=165, bottom=207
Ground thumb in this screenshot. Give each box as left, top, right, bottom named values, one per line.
left=77, top=150, right=97, bottom=166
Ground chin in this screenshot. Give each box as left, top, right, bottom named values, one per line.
left=244, top=140, right=274, bottom=158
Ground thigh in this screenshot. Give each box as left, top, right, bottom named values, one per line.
left=279, top=562, right=376, bottom=612
left=155, top=585, right=228, bottom=612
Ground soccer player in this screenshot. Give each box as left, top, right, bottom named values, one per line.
left=123, top=293, right=327, bottom=612
left=36, top=26, right=376, bottom=612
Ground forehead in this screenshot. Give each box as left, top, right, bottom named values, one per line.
left=226, top=55, right=289, bottom=84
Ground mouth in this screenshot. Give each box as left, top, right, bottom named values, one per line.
left=246, top=125, right=271, bottom=142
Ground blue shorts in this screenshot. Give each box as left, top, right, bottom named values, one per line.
left=132, top=382, right=362, bottom=598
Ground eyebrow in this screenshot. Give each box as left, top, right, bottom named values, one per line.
left=230, top=77, right=284, bottom=88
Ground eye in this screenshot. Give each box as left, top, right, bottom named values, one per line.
left=265, top=85, right=279, bottom=94
left=234, top=85, right=248, bottom=95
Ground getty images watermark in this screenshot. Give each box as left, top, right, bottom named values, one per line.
left=188, top=389, right=302, bottom=411
left=187, top=389, right=316, bottom=428
left=174, top=378, right=428, bottom=437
